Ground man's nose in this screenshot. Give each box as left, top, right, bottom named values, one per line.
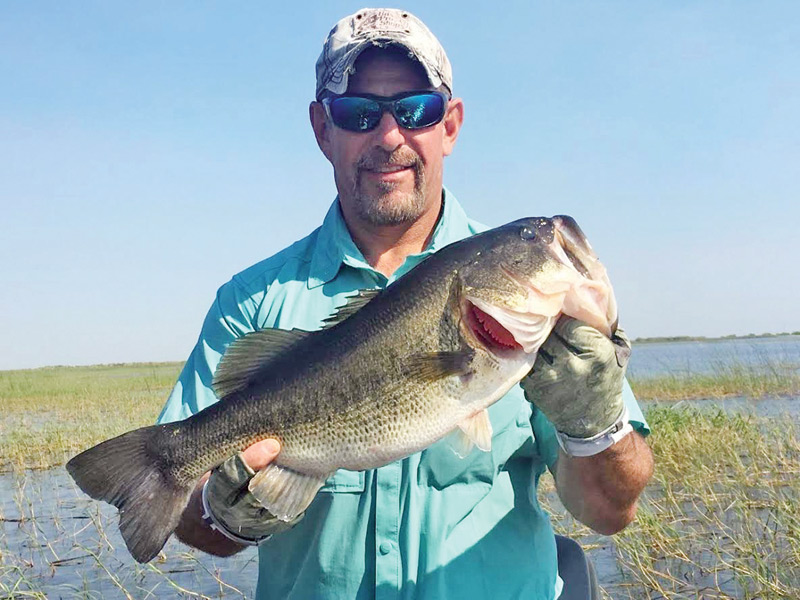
left=372, top=110, right=405, bottom=151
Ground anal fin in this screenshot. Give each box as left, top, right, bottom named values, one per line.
left=248, top=464, right=329, bottom=521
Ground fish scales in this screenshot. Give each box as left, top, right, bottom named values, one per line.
left=175, top=266, right=468, bottom=478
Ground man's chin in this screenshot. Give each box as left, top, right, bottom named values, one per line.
left=354, top=191, right=426, bottom=226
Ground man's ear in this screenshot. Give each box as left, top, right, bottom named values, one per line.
left=310, top=101, right=334, bottom=162
left=442, top=97, right=464, bottom=157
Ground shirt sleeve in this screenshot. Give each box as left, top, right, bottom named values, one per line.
left=157, top=278, right=260, bottom=424
left=531, top=378, right=650, bottom=470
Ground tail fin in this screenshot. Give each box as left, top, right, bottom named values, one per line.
left=66, top=424, right=193, bottom=563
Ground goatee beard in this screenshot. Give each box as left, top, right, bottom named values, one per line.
left=351, top=148, right=426, bottom=226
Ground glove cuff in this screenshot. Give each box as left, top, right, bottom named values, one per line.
left=201, top=479, right=271, bottom=546
left=555, top=405, right=633, bottom=457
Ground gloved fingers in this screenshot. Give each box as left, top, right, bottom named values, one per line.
left=257, top=509, right=305, bottom=531
left=206, top=448, right=308, bottom=540
left=520, top=317, right=629, bottom=438
left=224, top=493, right=305, bottom=539
left=611, top=327, right=631, bottom=368
left=549, top=317, right=609, bottom=359
left=536, top=317, right=624, bottom=374
left=207, top=453, right=255, bottom=505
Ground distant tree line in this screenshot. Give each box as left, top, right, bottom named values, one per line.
left=633, top=332, right=800, bottom=344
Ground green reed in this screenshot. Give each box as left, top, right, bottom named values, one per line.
left=0, top=363, right=182, bottom=470
left=629, top=359, right=800, bottom=400
left=2, top=361, right=799, bottom=598
left=543, top=405, right=800, bottom=599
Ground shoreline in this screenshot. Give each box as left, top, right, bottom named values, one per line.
left=633, top=332, right=800, bottom=344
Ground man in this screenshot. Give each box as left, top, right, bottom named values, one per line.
left=158, top=8, right=654, bottom=599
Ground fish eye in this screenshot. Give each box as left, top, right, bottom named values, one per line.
left=520, top=226, right=536, bottom=240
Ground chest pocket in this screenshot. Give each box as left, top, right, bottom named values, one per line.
left=319, top=469, right=365, bottom=493
left=418, top=394, right=533, bottom=490
left=419, top=438, right=495, bottom=490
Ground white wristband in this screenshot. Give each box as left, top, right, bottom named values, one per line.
left=555, top=406, right=633, bottom=457
left=200, top=479, right=271, bottom=547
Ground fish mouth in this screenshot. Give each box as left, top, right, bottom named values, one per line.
left=551, top=216, right=598, bottom=278
left=551, top=216, right=618, bottom=335
left=462, top=295, right=555, bottom=358
left=464, top=301, right=523, bottom=355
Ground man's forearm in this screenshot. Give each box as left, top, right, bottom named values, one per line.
left=554, top=431, right=654, bottom=535
left=174, top=473, right=248, bottom=557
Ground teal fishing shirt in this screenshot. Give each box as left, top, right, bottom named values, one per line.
left=158, top=189, right=649, bottom=600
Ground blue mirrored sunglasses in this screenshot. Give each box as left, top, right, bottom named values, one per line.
left=322, top=91, right=449, bottom=132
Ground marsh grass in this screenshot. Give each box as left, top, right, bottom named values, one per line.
left=0, top=363, right=182, bottom=470
left=629, top=360, right=800, bottom=400
left=542, top=406, right=800, bottom=599
left=2, top=361, right=799, bottom=598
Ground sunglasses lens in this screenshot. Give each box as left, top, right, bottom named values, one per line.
left=328, top=97, right=381, bottom=131
left=393, top=93, right=446, bottom=129
left=326, top=93, right=447, bottom=132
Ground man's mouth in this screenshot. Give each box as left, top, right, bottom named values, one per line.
left=366, top=164, right=412, bottom=174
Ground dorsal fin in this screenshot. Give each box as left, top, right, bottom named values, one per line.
left=213, top=328, right=310, bottom=398
left=320, top=289, right=382, bottom=329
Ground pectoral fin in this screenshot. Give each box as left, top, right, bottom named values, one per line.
left=405, top=350, right=474, bottom=381
left=248, top=465, right=329, bottom=522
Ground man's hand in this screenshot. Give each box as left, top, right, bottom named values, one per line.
left=175, top=439, right=301, bottom=556
left=521, top=316, right=631, bottom=439
left=203, top=439, right=304, bottom=545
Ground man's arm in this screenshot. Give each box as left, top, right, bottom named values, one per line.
left=522, top=318, right=654, bottom=534
left=554, top=431, right=654, bottom=535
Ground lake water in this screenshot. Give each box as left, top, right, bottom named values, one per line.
left=0, top=467, right=260, bottom=598
left=627, top=334, right=800, bottom=377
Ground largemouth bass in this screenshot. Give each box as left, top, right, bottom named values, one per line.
left=67, top=215, right=618, bottom=563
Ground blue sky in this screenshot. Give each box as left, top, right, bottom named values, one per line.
left=1, top=2, right=798, bottom=370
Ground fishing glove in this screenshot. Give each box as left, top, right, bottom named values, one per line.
left=521, top=316, right=633, bottom=457
left=202, top=453, right=303, bottom=545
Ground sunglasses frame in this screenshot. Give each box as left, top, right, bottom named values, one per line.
left=321, top=90, right=451, bottom=132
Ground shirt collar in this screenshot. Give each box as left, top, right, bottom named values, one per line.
left=307, top=186, right=472, bottom=289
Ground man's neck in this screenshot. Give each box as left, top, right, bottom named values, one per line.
left=343, top=197, right=443, bottom=278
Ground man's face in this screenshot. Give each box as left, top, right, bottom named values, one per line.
left=311, top=51, right=463, bottom=228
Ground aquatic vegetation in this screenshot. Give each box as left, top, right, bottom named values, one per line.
left=0, top=363, right=181, bottom=470
left=629, top=359, right=800, bottom=400
left=543, top=405, right=800, bottom=599
left=0, top=467, right=258, bottom=598
left=2, top=361, right=799, bottom=597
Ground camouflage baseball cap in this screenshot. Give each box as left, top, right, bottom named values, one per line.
left=315, top=8, right=453, bottom=100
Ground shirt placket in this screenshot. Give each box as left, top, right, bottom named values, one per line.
left=374, top=460, right=401, bottom=600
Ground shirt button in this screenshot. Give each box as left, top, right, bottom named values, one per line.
left=379, top=541, right=392, bottom=555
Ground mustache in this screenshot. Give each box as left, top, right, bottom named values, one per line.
left=356, top=148, right=422, bottom=172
